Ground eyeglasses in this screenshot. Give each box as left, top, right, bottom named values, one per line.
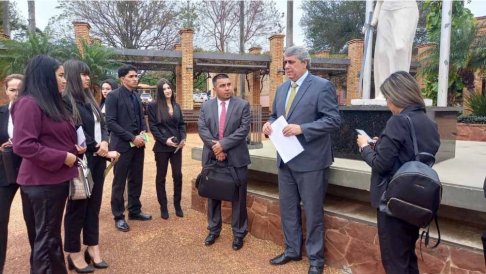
left=283, top=60, right=300, bottom=65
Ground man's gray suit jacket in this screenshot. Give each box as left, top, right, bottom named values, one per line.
left=268, top=73, right=341, bottom=172
left=198, top=96, right=251, bottom=168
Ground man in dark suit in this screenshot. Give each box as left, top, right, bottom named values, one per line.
left=198, top=73, right=251, bottom=250
left=106, top=65, right=152, bottom=232
left=263, top=46, right=341, bottom=274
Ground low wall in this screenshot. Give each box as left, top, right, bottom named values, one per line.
left=191, top=179, right=486, bottom=274
left=457, top=123, right=486, bottom=141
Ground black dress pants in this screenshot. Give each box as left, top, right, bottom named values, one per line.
left=377, top=210, right=420, bottom=274
left=207, top=166, right=248, bottom=238
left=0, top=184, right=19, bottom=273
left=0, top=184, right=36, bottom=273
left=111, top=146, right=145, bottom=221
left=64, top=156, right=106, bottom=252
left=482, top=230, right=486, bottom=264
left=21, top=182, right=69, bottom=274
left=155, top=151, right=182, bottom=209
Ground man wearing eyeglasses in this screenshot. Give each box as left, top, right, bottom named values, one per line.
left=263, top=46, right=341, bottom=274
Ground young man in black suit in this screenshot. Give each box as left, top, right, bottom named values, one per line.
left=105, top=65, right=152, bottom=232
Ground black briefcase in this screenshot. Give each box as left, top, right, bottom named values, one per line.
left=196, top=160, right=241, bottom=202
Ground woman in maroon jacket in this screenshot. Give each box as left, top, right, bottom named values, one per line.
left=12, top=55, right=86, bottom=274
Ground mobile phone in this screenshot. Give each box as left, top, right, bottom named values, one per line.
left=356, top=129, right=373, bottom=143
left=171, top=137, right=179, bottom=144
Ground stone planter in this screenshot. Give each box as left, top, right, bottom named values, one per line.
left=457, top=123, right=486, bottom=141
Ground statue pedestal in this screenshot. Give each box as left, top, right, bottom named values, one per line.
left=351, top=98, right=433, bottom=106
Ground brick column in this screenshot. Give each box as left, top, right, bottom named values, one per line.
left=73, top=21, right=91, bottom=57
left=249, top=47, right=262, bottom=105
left=174, top=43, right=183, bottom=106
left=269, top=34, right=285, bottom=111
left=180, top=29, right=194, bottom=110
left=416, top=43, right=436, bottom=90
left=345, top=39, right=364, bottom=105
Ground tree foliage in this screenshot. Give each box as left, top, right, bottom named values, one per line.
left=0, top=31, right=119, bottom=88
left=300, top=1, right=428, bottom=53
left=419, top=0, right=486, bottom=106
left=56, top=1, right=181, bottom=49
left=0, top=1, right=27, bottom=35
left=197, top=1, right=284, bottom=52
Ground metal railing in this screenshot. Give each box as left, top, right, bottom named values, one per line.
left=248, top=104, right=263, bottom=149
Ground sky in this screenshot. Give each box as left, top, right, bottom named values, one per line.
left=11, top=0, right=486, bottom=48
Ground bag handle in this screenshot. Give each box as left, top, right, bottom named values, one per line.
left=404, top=115, right=436, bottom=167
left=419, top=214, right=441, bottom=261
left=228, top=166, right=242, bottom=188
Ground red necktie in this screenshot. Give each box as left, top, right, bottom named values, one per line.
left=219, top=101, right=226, bottom=139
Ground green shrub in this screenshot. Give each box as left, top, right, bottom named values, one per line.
left=465, top=92, right=486, bottom=116
left=457, top=115, right=486, bottom=124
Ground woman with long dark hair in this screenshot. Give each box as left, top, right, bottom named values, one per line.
left=147, top=78, right=186, bottom=219
left=99, top=79, right=118, bottom=115
left=62, top=60, right=115, bottom=272
left=12, top=55, right=86, bottom=274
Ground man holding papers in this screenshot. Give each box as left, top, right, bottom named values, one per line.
left=263, top=46, right=341, bottom=274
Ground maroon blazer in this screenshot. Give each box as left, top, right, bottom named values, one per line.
left=11, top=96, right=78, bottom=185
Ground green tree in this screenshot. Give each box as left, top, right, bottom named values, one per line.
left=0, top=31, right=63, bottom=76
left=419, top=1, right=486, bottom=106
left=300, top=1, right=428, bottom=52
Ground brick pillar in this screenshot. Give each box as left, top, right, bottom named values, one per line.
left=174, top=43, right=183, bottom=106
left=248, top=47, right=262, bottom=105
left=416, top=43, right=436, bottom=90
left=73, top=21, right=91, bottom=57
left=346, top=39, right=364, bottom=105
left=269, top=34, right=285, bottom=111
left=180, top=29, right=194, bottom=110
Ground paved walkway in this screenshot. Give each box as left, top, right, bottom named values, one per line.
left=3, top=134, right=343, bottom=274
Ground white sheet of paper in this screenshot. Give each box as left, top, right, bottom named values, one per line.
left=76, top=127, right=86, bottom=147
left=268, top=116, right=304, bottom=163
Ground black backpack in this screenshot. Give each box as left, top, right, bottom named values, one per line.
left=379, top=115, right=442, bottom=251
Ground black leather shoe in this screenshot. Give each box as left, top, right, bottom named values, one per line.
left=67, top=255, right=95, bottom=273
left=269, top=253, right=302, bottom=265
left=308, top=266, right=324, bottom=274
left=115, top=220, right=130, bottom=232
left=84, top=248, right=109, bottom=269
left=232, top=236, right=244, bottom=250
left=204, top=234, right=219, bottom=246
left=175, top=204, right=184, bottom=218
left=128, top=212, right=152, bottom=221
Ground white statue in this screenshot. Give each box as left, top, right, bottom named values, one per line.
left=371, top=0, right=419, bottom=99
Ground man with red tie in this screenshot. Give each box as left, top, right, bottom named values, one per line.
left=198, top=74, right=251, bottom=250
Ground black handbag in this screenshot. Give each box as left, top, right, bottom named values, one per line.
left=196, top=160, right=241, bottom=202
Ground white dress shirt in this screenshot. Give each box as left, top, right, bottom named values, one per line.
left=217, top=98, right=230, bottom=120
left=285, top=70, right=309, bottom=109
left=8, top=102, right=13, bottom=139
left=93, top=112, right=102, bottom=156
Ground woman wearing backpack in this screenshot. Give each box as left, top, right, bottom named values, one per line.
left=357, top=71, right=440, bottom=274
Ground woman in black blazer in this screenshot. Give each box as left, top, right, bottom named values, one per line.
left=99, top=79, right=118, bottom=116
left=0, top=74, right=34, bottom=273
left=62, top=60, right=115, bottom=272
left=147, top=78, right=186, bottom=219
left=357, top=71, right=440, bottom=274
